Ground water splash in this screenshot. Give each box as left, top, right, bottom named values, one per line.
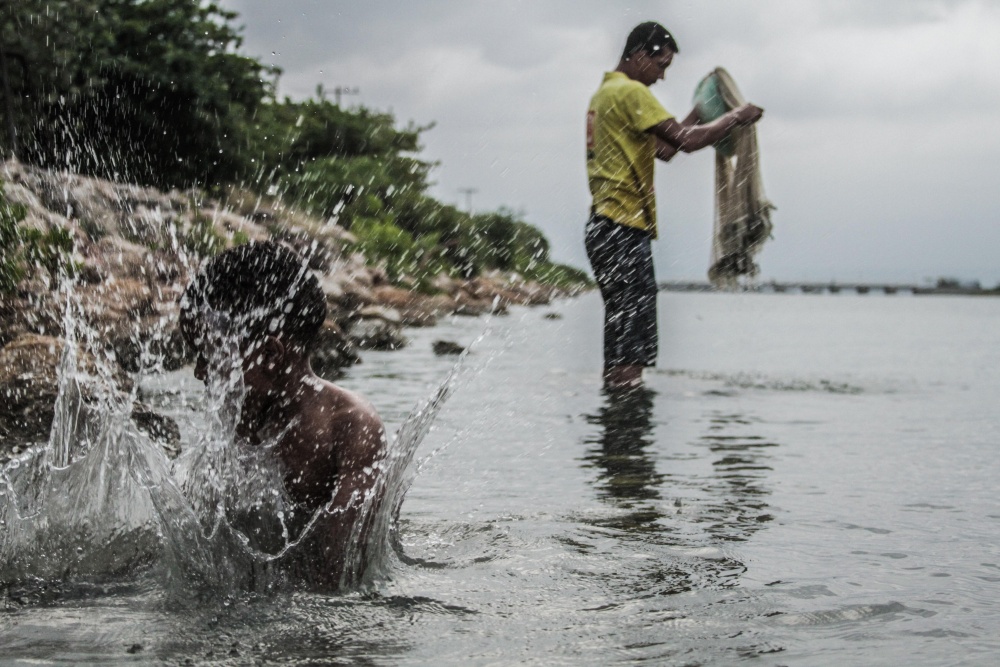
left=0, top=283, right=488, bottom=599
left=1, top=281, right=160, bottom=586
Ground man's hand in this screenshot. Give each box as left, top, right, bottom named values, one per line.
left=650, top=102, right=764, bottom=154
left=734, top=103, right=764, bottom=126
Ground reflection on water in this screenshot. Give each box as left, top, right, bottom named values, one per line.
left=573, top=386, right=783, bottom=659
left=697, top=410, right=776, bottom=543
left=578, top=389, right=779, bottom=597
left=580, top=389, right=777, bottom=545
left=582, top=386, right=662, bottom=508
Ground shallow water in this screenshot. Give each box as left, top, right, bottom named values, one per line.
left=3, top=291, right=1000, bottom=665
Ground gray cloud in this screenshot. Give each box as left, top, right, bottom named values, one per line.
left=220, top=0, right=1000, bottom=285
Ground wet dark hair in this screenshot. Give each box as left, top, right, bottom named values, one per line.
left=179, top=241, right=327, bottom=353
left=622, top=21, right=679, bottom=60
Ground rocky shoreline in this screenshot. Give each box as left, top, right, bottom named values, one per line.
left=0, top=160, right=580, bottom=458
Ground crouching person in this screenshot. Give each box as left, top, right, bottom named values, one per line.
left=179, top=241, right=387, bottom=589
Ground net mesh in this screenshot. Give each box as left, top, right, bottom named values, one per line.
left=694, top=68, right=775, bottom=288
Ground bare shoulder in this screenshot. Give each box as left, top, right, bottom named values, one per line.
left=300, top=378, right=386, bottom=465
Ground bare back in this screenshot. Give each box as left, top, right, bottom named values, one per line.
left=268, top=377, right=387, bottom=587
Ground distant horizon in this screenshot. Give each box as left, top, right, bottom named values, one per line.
left=660, top=276, right=998, bottom=288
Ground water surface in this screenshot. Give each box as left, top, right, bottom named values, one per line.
left=3, top=291, right=1000, bottom=665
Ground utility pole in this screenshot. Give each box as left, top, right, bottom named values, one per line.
left=458, top=187, right=477, bottom=215
left=333, top=86, right=360, bottom=107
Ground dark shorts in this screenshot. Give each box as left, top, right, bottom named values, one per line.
left=584, top=214, right=658, bottom=369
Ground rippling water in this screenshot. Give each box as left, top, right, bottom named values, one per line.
left=3, top=291, right=1000, bottom=665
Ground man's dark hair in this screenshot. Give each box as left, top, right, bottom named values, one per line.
left=622, top=21, right=679, bottom=60
left=179, top=241, right=327, bottom=353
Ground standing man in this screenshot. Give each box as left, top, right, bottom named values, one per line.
left=586, top=22, right=763, bottom=389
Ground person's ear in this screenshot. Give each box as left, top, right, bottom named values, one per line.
left=261, top=336, right=285, bottom=368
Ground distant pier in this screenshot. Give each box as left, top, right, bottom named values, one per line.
left=659, top=281, right=1000, bottom=297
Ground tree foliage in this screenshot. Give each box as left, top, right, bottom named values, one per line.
left=1, top=0, right=273, bottom=187
left=243, top=97, right=433, bottom=223
left=0, top=0, right=589, bottom=287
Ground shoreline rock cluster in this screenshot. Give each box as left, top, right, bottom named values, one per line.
left=0, top=160, right=577, bottom=458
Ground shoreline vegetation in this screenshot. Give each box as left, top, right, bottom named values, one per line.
left=0, top=0, right=591, bottom=458
left=0, top=158, right=586, bottom=461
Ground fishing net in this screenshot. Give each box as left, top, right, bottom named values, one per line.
left=694, top=68, right=775, bottom=288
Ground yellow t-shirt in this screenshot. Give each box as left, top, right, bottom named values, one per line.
left=587, top=71, right=672, bottom=237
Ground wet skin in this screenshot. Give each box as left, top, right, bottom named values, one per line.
left=193, top=333, right=387, bottom=584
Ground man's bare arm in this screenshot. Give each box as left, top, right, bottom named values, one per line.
left=655, top=109, right=703, bottom=162
left=650, top=103, right=763, bottom=154
left=680, top=108, right=701, bottom=126
left=656, top=138, right=679, bottom=162
left=315, top=409, right=387, bottom=585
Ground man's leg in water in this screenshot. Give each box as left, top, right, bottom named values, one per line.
left=585, top=215, right=658, bottom=389
left=603, top=364, right=644, bottom=388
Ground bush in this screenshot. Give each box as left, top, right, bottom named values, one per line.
left=525, top=262, right=593, bottom=290
left=0, top=183, right=28, bottom=292
left=22, top=225, right=77, bottom=285
left=183, top=214, right=227, bottom=259
left=349, top=216, right=448, bottom=285
left=0, top=177, right=79, bottom=291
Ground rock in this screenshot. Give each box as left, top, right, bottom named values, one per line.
left=358, top=305, right=400, bottom=324
left=452, top=293, right=501, bottom=317
left=318, top=274, right=347, bottom=302
left=335, top=280, right=378, bottom=314
left=517, top=283, right=555, bottom=306
left=432, top=340, right=465, bottom=356
left=0, top=160, right=579, bottom=396
left=544, top=312, right=563, bottom=320
left=80, top=236, right=156, bottom=283
left=93, top=277, right=159, bottom=319
left=0, top=335, right=182, bottom=458
left=118, top=203, right=170, bottom=248
left=370, top=285, right=450, bottom=327
left=77, top=278, right=178, bottom=373
left=208, top=208, right=267, bottom=241
left=311, top=319, right=361, bottom=379
left=369, top=265, right=389, bottom=287
left=346, top=307, right=407, bottom=351
left=369, top=285, right=416, bottom=311
left=0, top=296, right=18, bottom=345
left=397, top=299, right=447, bottom=327
left=272, top=228, right=340, bottom=273
left=431, top=272, right=461, bottom=295
left=6, top=162, right=176, bottom=244
left=0, top=290, right=62, bottom=349
left=0, top=334, right=75, bottom=445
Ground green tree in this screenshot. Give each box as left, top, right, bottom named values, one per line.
left=244, top=97, right=434, bottom=227
left=0, top=2, right=590, bottom=289
left=0, top=0, right=274, bottom=187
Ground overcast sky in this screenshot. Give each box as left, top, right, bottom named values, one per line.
left=219, top=0, right=1000, bottom=285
